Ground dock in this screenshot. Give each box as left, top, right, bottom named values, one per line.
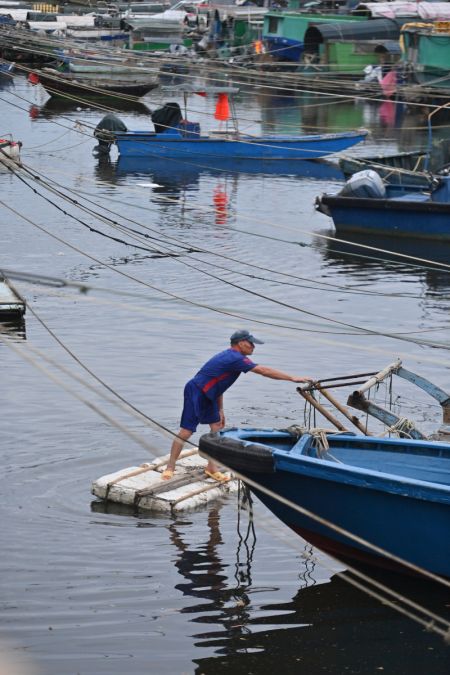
left=91, top=448, right=238, bottom=513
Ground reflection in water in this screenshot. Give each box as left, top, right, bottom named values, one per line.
left=0, top=74, right=14, bottom=91
left=85, top=499, right=450, bottom=674
left=168, top=503, right=326, bottom=669
left=94, top=154, right=120, bottom=186
left=115, top=156, right=344, bottom=185
left=0, top=318, right=26, bottom=340
left=317, top=234, right=450, bottom=292
left=194, top=573, right=450, bottom=675
left=29, top=97, right=152, bottom=120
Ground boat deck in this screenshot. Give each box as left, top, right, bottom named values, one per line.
left=307, top=447, right=450, bottom=485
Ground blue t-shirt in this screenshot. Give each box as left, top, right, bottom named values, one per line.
left=190, top=348, right=257, bottom=401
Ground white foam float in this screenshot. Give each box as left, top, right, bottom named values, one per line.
left=91, top=448, right=238, bottom=513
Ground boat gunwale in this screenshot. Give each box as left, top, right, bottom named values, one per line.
left=319, top=193, right=450, bottom=213
left=114, top=130, right=368, bottom=144
left=219, top=429, right=450, bottom=503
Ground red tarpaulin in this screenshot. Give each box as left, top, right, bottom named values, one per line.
left=214, top=93, right=230, bottom=121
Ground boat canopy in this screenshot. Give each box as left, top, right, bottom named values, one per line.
left=353, top=2, right=450, bottom=20
left=304, top=17, right=418, bottom=54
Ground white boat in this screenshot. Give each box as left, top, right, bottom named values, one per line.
left=0, top=275, right=25, bottom=319
left=0, top=136, right=21, bottom=166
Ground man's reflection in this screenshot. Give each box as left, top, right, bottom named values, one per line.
left=168, top=506, right=253, bottom=628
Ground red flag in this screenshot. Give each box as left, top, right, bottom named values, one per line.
left=214, top=93, right=230, bottom=121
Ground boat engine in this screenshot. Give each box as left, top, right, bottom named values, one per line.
left=93, top=114, right=128, bottom=154
left=338, top=169, right=386, bottom=199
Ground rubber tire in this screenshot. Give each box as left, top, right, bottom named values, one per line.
left=199, top=433, right=275, bottom=474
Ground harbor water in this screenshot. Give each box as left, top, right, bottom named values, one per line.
left=1, top=74, right=450, bottom=675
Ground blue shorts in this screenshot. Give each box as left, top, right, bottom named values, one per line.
left=180, top=380, right=220, bottom=432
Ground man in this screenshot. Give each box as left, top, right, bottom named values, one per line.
left=162, top=329, right=313, bottom=481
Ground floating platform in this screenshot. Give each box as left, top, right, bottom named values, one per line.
left=0, top=276, right=25, bottom=320
left=91, top=448, right=238, bottom=514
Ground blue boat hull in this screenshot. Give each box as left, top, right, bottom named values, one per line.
left=114, top=130, right=368, bottom=160
left=199, top=430, right=450, bottom=577
left=317, top=194, right=450, bottom=240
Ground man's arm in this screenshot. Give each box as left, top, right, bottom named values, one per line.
left=251, top=365, right=312, bottom=384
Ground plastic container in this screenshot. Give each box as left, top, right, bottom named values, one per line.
left=178, top=121, right=201, bottom=138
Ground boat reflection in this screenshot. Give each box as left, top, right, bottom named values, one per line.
left=0, top=74, right=14, bottom=90
left=0, top=318, right=26, bottom=340
left=316, top=232, right=450, bottom=291
left=89, top=499, right=449, bottom=672
left=193, top=567, right=449, bottom=674
left=29, top=97, right=152, bottom=120
left=167, top=505, right=448, bottom=674
left=116, top=156, right=344, bottom=183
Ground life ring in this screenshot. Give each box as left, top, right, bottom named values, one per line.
left=199, top=432, right=275, bottom=473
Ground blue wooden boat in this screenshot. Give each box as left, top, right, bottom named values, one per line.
left=199, top=428, right=450, bottom=578
left=114, top=127, right=368, bottom=161
left=110, top=85, right=367, bottom=161
left=316, top=171, right=450, bottom=240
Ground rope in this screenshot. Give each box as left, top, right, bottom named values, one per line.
left=381, top=417, right=417, bottom=439
left=2, top=312, right=450, bottom=637
left=2, top=197, right=448, bottom=349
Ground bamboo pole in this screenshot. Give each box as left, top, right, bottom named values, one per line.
left=318, top=386, right=369, bottom=435
left=297, top=388, right=349, bottom=432
left=356, top=359, right=401, bottom=395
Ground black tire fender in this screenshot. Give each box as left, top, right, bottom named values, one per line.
left=199, top=433, right=275, bottom=474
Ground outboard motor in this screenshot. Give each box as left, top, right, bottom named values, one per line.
left=338, top=169, right=386, bottom=199
left=93, top=113, right=127, bottom=154
left=151, top=102, right=182, bottom=134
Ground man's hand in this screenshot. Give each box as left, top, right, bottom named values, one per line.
left=292, top=376, right=314, bottom=384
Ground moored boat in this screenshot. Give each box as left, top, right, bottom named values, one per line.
left=315, top=169, right=450, bottom=240
left=28, top=67, right=158, bottom=100
left=0, top=274, right=26, bottom=319
left=0, top=136, right=22, bottom=166
left=108, top=87, right=368, bottom=161
left=338, top=150, right=432, bottom=188
left=0, top=60, right=14, bottom=76
left=200, top=429, right=450, bottom=577
left=199, top=362, right=450, bottom=578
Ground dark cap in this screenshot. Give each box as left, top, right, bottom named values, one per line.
left=230, top=329, right=264, bottom=345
